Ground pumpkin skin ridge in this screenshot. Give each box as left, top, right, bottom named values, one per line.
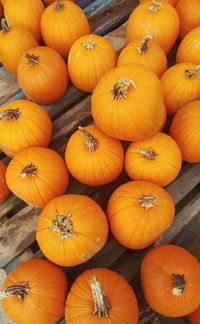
left=176, top=27, right=200, bottom=64
left=176, top=0, right=200, bottom=40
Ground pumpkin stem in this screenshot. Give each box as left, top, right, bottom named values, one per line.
left=55, top=0, right=65, bottom=11
left=137, top=147, right=157, bottom=160
left=0, top=282, right=29, bottom=301
left=49, top=210, right=76, bottom=240
left=89, top=276, right=111, bottom=317
left=137, top=34, right=153, bottom=54
left=185, top=65, right=200, bottom=79
left=21, top=163, right=37, bottom=178
left=25, top=53, right=39, bottom=66
left=139, top=195, right=158, bottom=210
left=78, top=126, right=99, bottom=151
left=82, top=39, right=97, bottom=50
left=0, top=108, right=21, bottom=121
left=149, top=0, right=161, bottom=11
left=1, top=18, right=10, bottom=33
left=172, top=274, right=186, bottom=296
left=112, top=78, right=136, bottom=100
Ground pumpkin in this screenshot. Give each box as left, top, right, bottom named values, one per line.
left=125, top=132, right=182, bottom=187
left=6, top=147, right=69, bottom=208
left=17, top=46, right=68, bottom=105
left=91, top=63, right=166, bottom=142
left=65, top=268, right=138, bottom=323
left=107, top=181, right=175, bottom=249
left=127, top=0, right=180, bottom=54
left=188, top=306, right=200, bottom=324
left=176, top=27, right=200, bottom=65
left=65, top=125, right=124, bottom=186
left=1, top=0, right=7, bottom=6
left=0, top=161, right=10, bottom=204
left=36, top=194, right=108, bottom=266
left=170, top=101, right=200, bottom=163
left=141, top=244, right=200, bottom=317
left=4, top=0, right=45, bottom=43
left=0, top=259, right=68, bottom=324
left=68, top=34, right=117, bottom=92
left=43, top=0, right=74, bottom=5
left=140, top=0, right=178, bottom=5
left=0, top=100, right=52, bottom=157
left=161, top=63, right=200, bottom=116
left=176, top=0, right=200, bottom=40
left=41, top=0, right=90, bottom=59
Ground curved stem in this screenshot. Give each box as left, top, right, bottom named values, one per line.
left=139, top=196, right=158, bottom=210
left=25, top=53, right=39, bottom=66
left=185, top=65, right=200, bottom=79
left=112, top=78, right=136, bottom=100
left=149, top=0, right=161, bottom=11
left=0, top=108, right=21, bottom=121
left=49, top=210, right=76, bottom=240
left=78, top=126, right=99, bottom=151
left=172, top=274, right=186, bottom=296
left=137, top=34, right=153, bottom=54
left=82, top=39, right=96, bottom=50
left=137, top=147, right=157, bottom=160
left=21, top=163, right=37, bottom=178
left=55, top=0, right=65, bottom=11
left=1, top=18, right=10, bottom=33
left=89, top=276, right=111, bottom=317
left=0, top=282, right=29, bottom=301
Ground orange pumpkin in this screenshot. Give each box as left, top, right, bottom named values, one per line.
left=1, top=259, right=68, bottom=324
left=176, top=27, right=200, bottom=65
left=4, top=0, right=45, bottom=43
left=65, top=125, right=124, bottom=186
left=188, top=306, right=200, bottom=324
left=92, top=64, right=166, bottom=142
left=41, top=0, right=90, bottom=59
left=0, top=100, right=52, bottom=157
left=176, top=0, right=200, bottom=40
left=17, top=46, right=68, bottom=105
left=107, top=181, right=175, bottom=249
left=0, top=161, right=10, bottom=204
left=125, top=132, right=182, bottom=187
left=161, top=63, right=200, bottom=115
left=141, top=245, right=200, bottom=317
left=117, top=34, right=167, bottom=77
left=65, top=268, right=138, bottom=323
left=140, top=0, right=178, bottom=5
left=68, top=34, right=117, bottom=92
left=127, top=0, right=180, bottom=54
left=170, top=101, right=200, bottom=163
left=36, top=194, right=108, bottom=266
left=6, top=147, right=69, bottom=208
left=1, top=0, right=7, bottom=6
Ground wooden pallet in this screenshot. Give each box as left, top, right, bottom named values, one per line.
left=0, top=1, right=199, bottom=323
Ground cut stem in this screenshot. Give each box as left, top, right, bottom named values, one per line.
left=78, top=126, right=99, bottom=151
left=185, top=65, right=200, bottom=79
left=139, top=195, right=158, bottom=210
left=112, top=78, right=136, bottom=100
left=172, top=274, right=186, bottom=296
left=137, top=34, right=153, bottom=54
left=21, top=163, right=37, bottom=178
left=55, top=0, right=65, bottom=11
left=1, top=18, right=10, bottom=33
left=82, top=39, right=96, bottom=50
left=49, top=210, right=76, bottom=240
left=25, top=53, right=39, bottom=66
left=137, top=147, right=157, bottom=160
left=0, top=282, right=29, bottom=301
left=0, top=108, right=21, bottom=121
left=89, top=276, right=111, bottom=317
left=149, top=0, right=161, bottom=11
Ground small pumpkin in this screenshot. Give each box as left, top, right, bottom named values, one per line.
left=125, top=132, right=182, bottom=187
left=176, top=0, right=200, bottom=40
left=65, top=125, right=124, bottom=186
left=68, top=34, right=117, bottom=92
left=188, top=306, right=200, bottom=324
left=17, top=46, right=68, bottom=105
left=41, top=0, right=90, bottom=59
left=65, top=268, right=138, bottom=323
left=117, top=34, right=167, bottom=77
left=141, top=244, right=200, bottom=317
left=176, top=27, right=200, bottom=65
left=170, top=101, right=200, bottom=163
left=140, top=0, right=178, bottom=5
left=91, top=63, right=166, bottom=142
left=4, top=0, right=45, bottom=43
left=0, top=259, right=68, bottom=324
left=127, top=0, right=180, bottom=54
left=6, top=147, right=69, bottom=208
left=161, top=63, right=200, bottom=115
left=36, top=194, right=108, bottom=266
left=0, top=161, right=10, bottom=204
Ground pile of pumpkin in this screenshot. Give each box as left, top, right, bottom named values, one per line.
left=0, top=0, right=200, bottom=323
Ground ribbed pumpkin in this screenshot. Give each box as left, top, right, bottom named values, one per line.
left=0, top=100, right=52, bottom=157
left=127, top=0, right=180, bottom=54
left=6, top=147, right=69, bottom=208
left=117, top=34, right=167, bottom=77
left=0, top=259, right=68, bottom=324
left=17, top=46, right=68, bottom=104
left=0, top=161, right=10, bottom=204
left=161, top=63, right=200, bottom=115
left=36, top=194, right=108, bottom=266
left=107, top=181, right=175, bottom=249
left=170, top=101, right=200, bottom=163
left=188, top=306, right=200, bottom=324
left=176, top=27, right=200, bottom=65
left=140, top=0, right=178, bottom=5
left=4, top=0, right=45, bottom=42
left=91, top=64, right=166, bottom=142
left=141, top=245, right=200, bottom=317
left=65, top=268, right=138, bottom=323
left=65, top=125, right=124, bottom=186
left=41, top=0, right=90, bottom=59
left=176, top=0, right=200, bottom=40
left=68, top=34, right=117, bottom=92
left=125, top=132, right=182, bottom=187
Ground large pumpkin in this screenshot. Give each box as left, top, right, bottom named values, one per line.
left=188, top=306, right=200, bottom=324
left=170, top=101, right=200, bottom=163
left=140, top=0, right=178, bottom=5
left=107, top=181, right=175, bottom=249
left=6, top=147, right=69, bottom=208
left=0, top=100, right=52, bottom=157
left=91, top=64, right=166, bottom=142
left=17, top=46, right=68, bottom=105
left=36, top=194, right=108, bottom=266
left=125, top=132, right=182, bottom=187
left=176, top=27, right=200, bottom=65
left=176, top=0, right=200, bottom=40
left=65, top=125, right=124, bottom=186
left=127, top=0, right=180, bottom=54
left=141, top=245, right=200, bottom=317
left=0, top=259, right=68, bottom=324
left=41, top=0, right=90, bottom=59
left=161, top=63, right=200, bottom=115
left=0, top=161, right=10, bottom=204
left=4, top=0, right=45, bottom=43
left=65, top=268, right=138, bottom=323
left=68, top=34, right=117, bottom=92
